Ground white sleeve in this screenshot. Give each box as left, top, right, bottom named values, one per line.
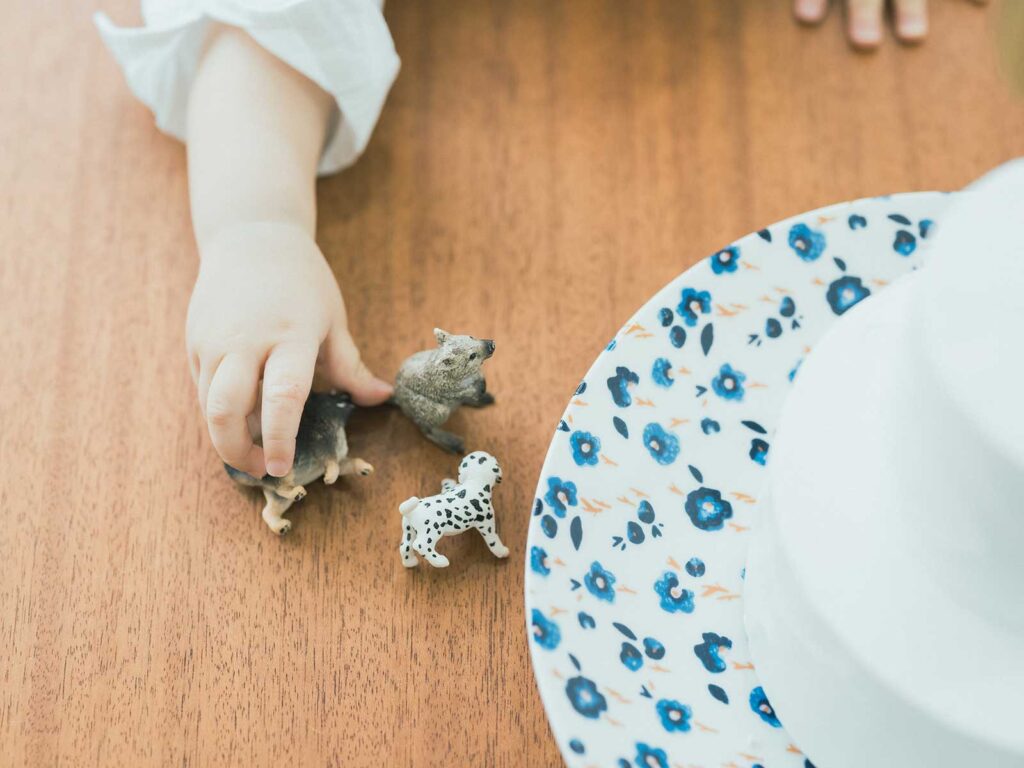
left=94, top=0, right=400, bottom=176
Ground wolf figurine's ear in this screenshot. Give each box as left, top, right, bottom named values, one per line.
left=433, top=328, right=450, bottom=345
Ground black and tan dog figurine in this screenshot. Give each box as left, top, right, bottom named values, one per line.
left=225, top=392, right=373, bottom=535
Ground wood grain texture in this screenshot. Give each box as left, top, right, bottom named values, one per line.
left=2, top=1, right=1022, bottom=766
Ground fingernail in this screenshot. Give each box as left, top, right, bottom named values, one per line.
left=851, top=20, right=882, bottom=47
left=266, top=459, right=289, bottom=477
left=373, top=378, right=394, bottom=396
left=898, top=15, right=927, bottom=39
left=795, top=0, right=823, bottom=21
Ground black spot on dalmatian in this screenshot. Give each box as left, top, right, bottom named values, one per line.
left=457, top=489, right=467, bottom=498
left=470, top=499, right=482, bottom=512
left=492, top=467, right=498, bottom=472
left=475, top=514, right=485, bottom=522
left=478, top=456, right=487, bottom=464
left=486, top=513, right=493, bottom=519
left=446, top=511, right=452, bottom=518
left=484, top=484, right=491, bottom=492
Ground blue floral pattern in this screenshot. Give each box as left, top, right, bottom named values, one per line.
left=826, top=275, right=871, bottom=315
left=710, top=246, right=740, bottom=275
left=525, top=193, right=946, bottom=767
left=711, top=364, right=746, bottom=402
left=532, top=609, right=561, bottom=650
left=788, top=222, right=826, bottom=261
left=570, top=430, right=601, bottom=466
left=654, top=571, right=695, bottom=614
left=677, top=288, right=711, bottom=327
left=642, top=423, right=681, bottom=465
left=584, top=562, right=617, bottom=602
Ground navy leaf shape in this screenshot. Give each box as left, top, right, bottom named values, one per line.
left=695, top=385, right=708, bottom=397
left=701, top=323, right=714, bottom=356
left=742, top=420, right=768, bottom=434
left=569, top=654, right=581, bottom=671
left=757, top=228, right=772, bottom=242
left=887, top=213, right=911, bottom=225
left=688, top=465, right=704, bottom=483
left=613, top=622, right=637, bottom=640
left=613, top=416, right=628, bottom=438
left=570, top=516, right=583, bottom=551
left=834, top=257, right=847, bottom=271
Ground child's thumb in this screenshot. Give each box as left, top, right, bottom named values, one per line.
left=323, top=327, right=393, bottom=406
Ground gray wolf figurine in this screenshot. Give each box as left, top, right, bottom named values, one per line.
left=392, top=328, right=495, bottom=454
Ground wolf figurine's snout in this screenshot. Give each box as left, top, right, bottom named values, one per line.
left=483, top=339, right=495, bottom=358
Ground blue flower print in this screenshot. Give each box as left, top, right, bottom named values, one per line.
left=578, top=611, right=596, bottom=629
left=569, top=739, right=585, bottom=755
left=643, top=637, right=666, bottom=660
left=848, top=213, right=867, bottom=229
left=658, top=307, right=673, bottom=327
left=544, top=476, right=578, bottom=517
left=750, top=686, right=781, bottom=727
left=711, top=246, right=740, bottom=275
left=749, top=438, right=769, bottom=465
left=919, top=219, right=933, bottom=238
left=677, top=288, right=711, bottom=327
left=643, top=423, right=681, bottom=465
left=669, top=326, right=687, bottom=348
left=570, top=430, right=600, bottom=467
left=700, top=418, right=720, bottom=435
left=634, top=742, right=669, bottom=768
left=541, top=514, right=557, bottom=538
left=654, top=572, right=695, bottom=614
left=893, top=229, right=917, bottom=256
left=685, top=557, right=706, bottom=577
left=826, top=275, right=871, bottom=316
left=711, top=364, right=746, bottom=402
left=765, top=318, right=782, bottom=338
left=651, top=358, right=674, bottom=388
left=566, top=675, right=607, bottom=719
left=788, top=222, right=826, bottom=261
left=531, top=609, right=561, bottom=650
left=684, top=487, right=734, bottom=531
left=656, top=699, right=693, bottom=733
left=584, top=562, right=616, bottom=602
left=607, top=366, right=640, bottom=407
left=694, top=632, right=733, bottom=673
left=620, top=642, right=643, bottom=671
left=530, top=546, right=551, bottom=576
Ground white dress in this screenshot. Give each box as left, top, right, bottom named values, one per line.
left=95, top=0, right=400, bottom=175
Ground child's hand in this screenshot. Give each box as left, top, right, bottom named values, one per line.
left=794, top=0, right=988, bottom=48
left=187, top=222, right=392, bottom=478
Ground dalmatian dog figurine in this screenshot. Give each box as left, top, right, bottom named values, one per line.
left=398, top=451, right=508, bottom=568
left=392, top=329, right=495, bottom=454
left=225, top=392, right=373, bottom=535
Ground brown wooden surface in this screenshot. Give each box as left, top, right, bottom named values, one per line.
left=2, top=1, right=1022, bottom=766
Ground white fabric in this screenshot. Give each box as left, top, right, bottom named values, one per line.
left=94, top=0, right=400, bottom=175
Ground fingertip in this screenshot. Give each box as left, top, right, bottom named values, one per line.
left=794, top=0, right=828, bottom=24
left=849, top=20, right=883, bottom=49
left=896, top=16, right=927, bottom=43
left=265, top=458, right=290, bottom=477
left=349, top=376, right=394, bottom=407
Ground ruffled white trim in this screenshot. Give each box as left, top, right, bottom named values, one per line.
left=95, top=0, right=400, bottom=175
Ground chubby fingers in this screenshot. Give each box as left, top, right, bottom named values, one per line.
left=321, top=323, right=393, bottom=406
left=204, top=353, right=265, bottom=476
left=261, top=342, right=317, bottom=477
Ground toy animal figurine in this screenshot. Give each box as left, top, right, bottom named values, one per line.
left=398, top=451, right=508, bottom=568
left=225, top=392, right=374, bottom=535
left=392, top=329, right=495, bottom=453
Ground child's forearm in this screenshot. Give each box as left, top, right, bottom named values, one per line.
left=186, top=25, right=332, bottom=250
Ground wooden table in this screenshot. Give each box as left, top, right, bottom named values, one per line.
left=3, top=1, right=1022, bottom=765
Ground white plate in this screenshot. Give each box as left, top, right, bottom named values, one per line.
left=524, top=192, right=950, bottom=768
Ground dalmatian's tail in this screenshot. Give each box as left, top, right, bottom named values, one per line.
left=399, top=497, right=420, bottom=517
